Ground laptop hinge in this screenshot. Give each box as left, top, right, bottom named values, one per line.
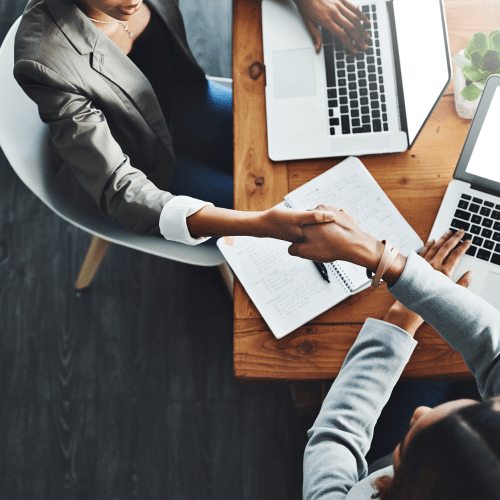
left=386, top=1, right=408, bottom=140
left=470, top=184, right=499, bottom=197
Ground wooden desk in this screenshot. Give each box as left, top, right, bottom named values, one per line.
left=232, top=0, right=500, bottom=382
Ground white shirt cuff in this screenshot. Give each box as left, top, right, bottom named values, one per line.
left=159, top=196, right=214, bottom=245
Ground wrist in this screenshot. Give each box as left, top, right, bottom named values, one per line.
left=254, top=210, right=271, bottom=238
left=355, top=235, right=384, bottom=271
left=186, top=207, right=263, bottom=239
left=383, top=302, right=423, bottom=337
left=359, top=237, right=407, bottom=287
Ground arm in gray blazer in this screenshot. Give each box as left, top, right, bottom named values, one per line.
left=303, top=252, right=500, bottom=500
left=14, top=60, right=174, bottom=236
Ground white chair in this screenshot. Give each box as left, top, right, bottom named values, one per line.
left=0, top=17, right=232, bottom=291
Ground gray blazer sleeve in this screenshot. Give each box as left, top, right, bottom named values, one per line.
left=303, top=320, right=417, bottom=500
left=389, top=252, right=500, bottom=399
left=14, top=60, right=175, bottom=236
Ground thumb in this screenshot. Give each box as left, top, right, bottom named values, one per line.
left=304, top=17, right=322, bottom=52
left=301, top=209, right=335, bottom=226
left=456, top=270, right=473, bottom=288
left=288, top=242, right=302, bottom=258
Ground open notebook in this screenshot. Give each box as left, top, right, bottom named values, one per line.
left=218, top=157, right=423, bottom=339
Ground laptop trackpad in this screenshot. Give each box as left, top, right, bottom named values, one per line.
left=273, top=48, right=316, bottom=99
left=480, top=272, right=500, bottom=311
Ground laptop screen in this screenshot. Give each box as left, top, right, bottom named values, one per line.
left=392, top=0, right=451, bottom=147
left=454, top=76, right=500, bottom=191
left=464, top=87, right=500, bottom=183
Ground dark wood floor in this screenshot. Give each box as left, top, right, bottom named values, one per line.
left=0, top=1, right=312, bottom=498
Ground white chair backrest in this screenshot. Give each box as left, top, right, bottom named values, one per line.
left=0, top=17, right=226, bottom=266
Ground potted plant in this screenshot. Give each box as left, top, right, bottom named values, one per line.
left=453, top=30, right=500, bottom=119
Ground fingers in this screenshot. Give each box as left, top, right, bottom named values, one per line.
left=332, top=13, right=367, bottom=51
left=303, top=16, right=322, bottom=52
left=311, top=204, right=333, bottom=212
left=337, top=4, right=369, bottom=49
left=323, top=19, right=358, bottom=53
left=433, top=229, right=466, bottom=264
left=341, top=0, right=371, bottom=26
left=441, top=237, right=471, bottom=276
left=300, top=0, right=370, bottom=53
left=423, top=229, right=472, bottom=278
left=288, top=242, right=302, bottom=258
left=424, top=230, right=452, bottom=261
left=301, top=209, right=335, bottom=225
left=338, top=208, right=357, bottom=224
left=456, top=270, right=474, bottom=288
left=418, top=239, right=434, bottom=259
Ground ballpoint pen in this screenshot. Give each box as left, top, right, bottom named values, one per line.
left=313, top=261, right=330, bottom=283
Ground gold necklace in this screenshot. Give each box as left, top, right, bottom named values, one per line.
left=87, top=17, right=133, bottom=38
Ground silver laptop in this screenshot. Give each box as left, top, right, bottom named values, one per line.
left=262, top=0, right=452, bottom=161
left=429, top=75, right=500, bottom=312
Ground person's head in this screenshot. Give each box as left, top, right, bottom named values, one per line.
left=373, top=397, right=500, bottom=499
left=76, top=0, right=143, bottom=21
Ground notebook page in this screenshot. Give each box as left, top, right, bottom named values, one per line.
left=217, top=236, right=351, bottom=339
left=330, top=261, right=369, bottom=293
left=285, top=156, right=423, bottom=290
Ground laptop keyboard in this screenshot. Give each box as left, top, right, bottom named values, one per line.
left=450, top=193, right=500, bottom=266
left=323, top=4, right=389, bottom=137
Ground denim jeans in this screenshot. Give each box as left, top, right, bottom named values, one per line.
left=168, top=79, right=233, bottom=245
left=100, top=79, right=234, bottom=239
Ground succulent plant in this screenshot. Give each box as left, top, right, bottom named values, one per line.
left=454, top=31, right=500, bottom=101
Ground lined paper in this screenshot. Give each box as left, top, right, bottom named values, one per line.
left=218, top=236, right=350, bottom=339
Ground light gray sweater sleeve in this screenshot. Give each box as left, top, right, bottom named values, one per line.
left=304, top=252, right=500, bottom=500
left=389, top=252, right=500, bottom=399
left=303, top=319, right=417, bottom=500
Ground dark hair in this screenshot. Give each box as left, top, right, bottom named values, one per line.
left=372, top=398, right=500, bottom=499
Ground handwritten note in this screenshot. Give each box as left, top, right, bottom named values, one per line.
left=218, top=236, right=350, bottom=339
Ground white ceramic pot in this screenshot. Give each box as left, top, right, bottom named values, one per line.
left=454, top=49, right=481, bottom=120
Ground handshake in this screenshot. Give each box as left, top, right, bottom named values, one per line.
left=277, top=203, right=473, bottom=337
left=267, top=203, right=473, bottom=293
left=263, top=204, right=385, bottom=276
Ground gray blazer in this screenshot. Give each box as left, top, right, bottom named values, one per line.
left=14, top=0, right=205, bottom=235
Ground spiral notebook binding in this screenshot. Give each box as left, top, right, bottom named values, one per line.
left=330, top=262, right=355, bottom=293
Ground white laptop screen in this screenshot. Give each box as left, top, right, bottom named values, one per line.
left=465, top=87, right=500, bottom=183
left=393, top=0, right=451, bottom=147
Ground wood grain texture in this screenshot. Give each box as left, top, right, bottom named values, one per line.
left=232, top=0, right=289, bottom=322
left=0, top=1, right=308, bottom=497
left=232, top=0, right=289, bottom=212
left=232, top=0, right=498, bottom=381
left=234, top=320, right=472, bottom=381
left=240, top=384, right=309, bottom=500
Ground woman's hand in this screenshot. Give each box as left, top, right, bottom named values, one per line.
left=186, top=205, right=334, bottom=242
left=260, top=205, right=336, bottom=243
left=288, top=205, right=382, bottom=266
left=382, top=229, right=474, bottom=337
left=293, top=0, right=371, bottom=53
left=419, top=228, right=474, bottom=285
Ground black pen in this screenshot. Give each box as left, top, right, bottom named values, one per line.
left=313, top=261, right=330, bottom=283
